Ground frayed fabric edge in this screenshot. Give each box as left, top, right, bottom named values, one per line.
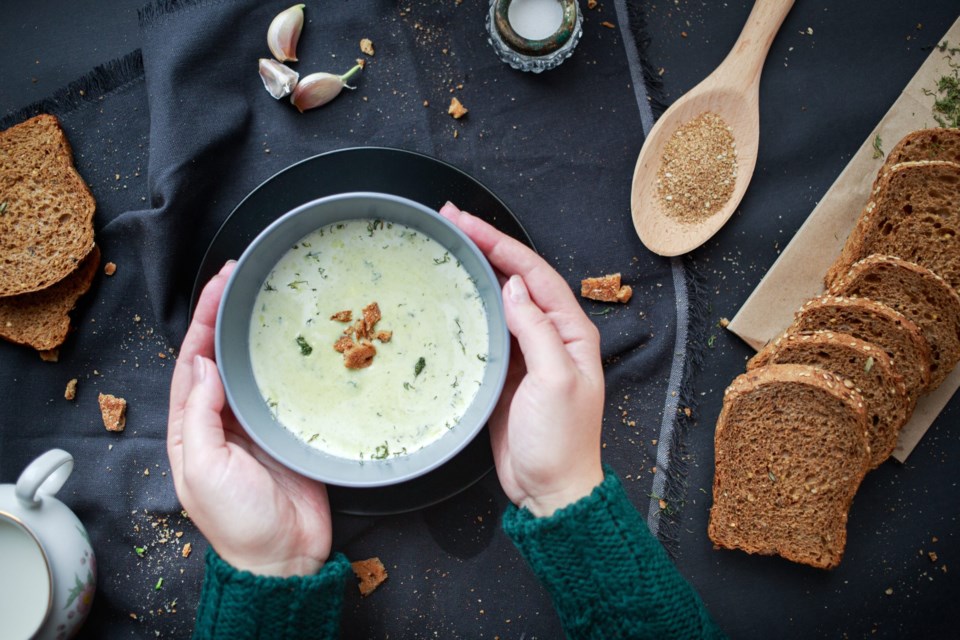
left=622, top=0, right=668, bottom=119
left=0, top=50, right=144, bottom=131
left=646, top=258, right=711, bottom=557
left=616, top=0, right=711, bottom=557
left=138, top=0, right=219, bottom=27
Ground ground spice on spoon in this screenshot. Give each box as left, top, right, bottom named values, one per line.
left=656, top=111, right=738, bottom=224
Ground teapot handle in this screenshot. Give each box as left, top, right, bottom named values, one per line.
left=15, top=449, right=74, bottom=509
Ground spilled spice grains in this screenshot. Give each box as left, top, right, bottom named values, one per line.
left=656, top=112, right=738, bottom=224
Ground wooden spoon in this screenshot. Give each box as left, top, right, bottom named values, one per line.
left=630, top=0, right=795, bottom=256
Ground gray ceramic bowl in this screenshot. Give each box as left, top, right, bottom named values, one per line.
left=215, top=192, right=509, bottom=487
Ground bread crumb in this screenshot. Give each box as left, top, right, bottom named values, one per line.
left=351, top=557, right=388, bottom=596
left=351, top=317, right=368, bottom=340
left=587, top=0, right=597, bottom=7
left=98, top=393, right=127, bottom=432
left=719, top=317, right=730, bottom=328
left=360, top=38, right=375, bottom=56
left=362, top=302, right=381, bottom=334
left=65, top=378, right=78, bottom=401
left=344, top=341, right=377, bottom=369
left=581, top=273, right=632, bottom=303
left=448, top=97, right=468, bottom=119
left=334, top=302, right=390, bottom=367
left=333, top=336, right=355, bottom=353
left=104, top=262, right=117, bottom=276
left=39, top=349, right=59, bottom=362
left=182, top=542, right=192, bottom=558
left=601, top=21, right=615, bottom=28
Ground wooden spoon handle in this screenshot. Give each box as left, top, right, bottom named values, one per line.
left=715, top=0, right=795, bottom=89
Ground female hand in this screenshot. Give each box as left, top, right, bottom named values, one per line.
left=167, top=262, right=333, bottom=577
left=440, top=203, right=605, bottom=517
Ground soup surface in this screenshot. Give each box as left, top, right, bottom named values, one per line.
left=249, top=218, right=489, bottom=460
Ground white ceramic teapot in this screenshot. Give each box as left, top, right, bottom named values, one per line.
left=0, top=449, right=96, bottom=640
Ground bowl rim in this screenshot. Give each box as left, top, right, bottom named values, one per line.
left=215, top=191, right=509, bottom=487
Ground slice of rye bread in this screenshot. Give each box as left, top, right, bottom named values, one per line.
left=709, top=364, right=871, bottom=570
left=0, top=114, right=96, bottom=297
left=874, top=128, right=960, bottom=187
left=828, top=255, right=960, bottom=390
left=825, top=160, right=960, bottom=290
left=0, top=244, right=100, bottom=352
left=792, top=295, right=932, bottom=400
left=748, top=330, right=909, bottom=468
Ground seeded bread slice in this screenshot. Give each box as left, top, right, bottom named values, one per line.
left=875, top=128, right=960, bottom=187
left=0, top=114, right=96, bottom=297
left=792, top=295, right=932, bottom=400
left=828, top=255, right=960, bottom=390
left=748, top=330, right=909, bottom=468
left=825, top=161, right=960, bottom=290
left=709, top=364, right=870, bottom=570
left=0, top=244, right=99, bottom=352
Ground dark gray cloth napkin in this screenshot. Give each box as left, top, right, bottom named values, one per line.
left=0, top=1, right=694, bottom=637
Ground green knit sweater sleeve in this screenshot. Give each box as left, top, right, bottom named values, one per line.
left=502, top=468, right=725, bottom=640
left=192, top=549, right=352, bottom=640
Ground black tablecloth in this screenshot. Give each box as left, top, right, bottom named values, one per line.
left=1, top=1, right=958, bottom=638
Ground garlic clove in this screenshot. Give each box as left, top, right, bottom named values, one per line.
left=259, top=59, right=300, bottom=99
left=267, top=4, right=306, bottom=62
left=290, top=64, right=363, bottom=112
left=290, top=73, right=344, bottom=112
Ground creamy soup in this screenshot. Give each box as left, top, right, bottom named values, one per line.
left=249, top=218, right=489, bottom=461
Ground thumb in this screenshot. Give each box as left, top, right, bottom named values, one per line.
left=181, top=355, right=229, bottom=461
left=503, top=275, right=572, bottom=376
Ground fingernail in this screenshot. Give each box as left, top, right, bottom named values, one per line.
left=194, top=355, right=207, bottom=383
left=508, top=275, right=529, bottom=303
left=439, top=201, right=457, bottom=216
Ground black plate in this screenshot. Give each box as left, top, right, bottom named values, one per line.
left=192, top=147, right=533, bottom=516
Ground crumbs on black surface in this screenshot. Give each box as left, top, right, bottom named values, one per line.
left=127, top=507, right=198, bottom=628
